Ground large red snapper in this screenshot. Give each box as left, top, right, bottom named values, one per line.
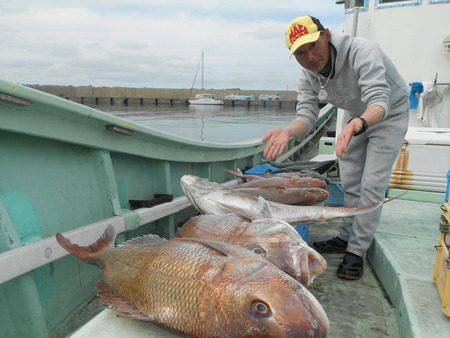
left=56, top=226, right=329, bottom=338
left=178, top=213, right=327, bottom=285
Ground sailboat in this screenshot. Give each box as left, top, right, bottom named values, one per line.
left=188, top=52, right=224, bottom=105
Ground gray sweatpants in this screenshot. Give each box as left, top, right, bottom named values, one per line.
left=338, top=103, right=409, bottom=257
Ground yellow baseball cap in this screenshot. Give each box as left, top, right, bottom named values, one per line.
left=285, top=16, right=325, bottom=55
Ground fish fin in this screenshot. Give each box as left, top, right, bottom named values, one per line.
left=209, top=200, right=264, bottom=221
left=55, top=225, right=115, bottom=266
left=225, top=169, right=262, bottom=181
left=174, top=237, right=232, bottom=256
left=118, top=234, right=167, bottom=247
left=225, top=169, right=245, bottom=178
left=96, top=282, right=153, bottom=322
left=207, top=193, right=272, bottom=221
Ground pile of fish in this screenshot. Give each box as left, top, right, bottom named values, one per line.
left=180, top=174, right=385, bottom=223
left=55, top=166, right=401, bottom=337
left=55, top=160, right=409, bottom=338
left=56, top=226, right=329, bottom=337
left=226, top=169, right=329, bottom=205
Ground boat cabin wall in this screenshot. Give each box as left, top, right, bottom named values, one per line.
left=341, top=0, right=450, bottom=125
left=343, top=1, right=450, bottom=84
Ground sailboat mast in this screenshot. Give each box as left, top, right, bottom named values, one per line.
left=201, top=51, right=204, bottom=90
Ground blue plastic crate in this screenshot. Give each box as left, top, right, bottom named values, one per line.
left=295, top=223, right=310, bottom=243
left=325, top=181, right=344, bottom=207
left=445, top=169, right=450, bottom=203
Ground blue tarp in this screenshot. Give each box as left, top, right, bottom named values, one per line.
left=245, top=164, right=278, bottom=176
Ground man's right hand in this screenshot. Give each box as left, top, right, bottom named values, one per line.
left=262, top=128, right=291, bottom=161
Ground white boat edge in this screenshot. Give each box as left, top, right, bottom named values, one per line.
left=188, top=98, right=224, bottom=105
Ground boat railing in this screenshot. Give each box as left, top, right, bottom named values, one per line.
left=0, top=180, right=240, bottom=285
left=0, top=78, right=337, bottom=337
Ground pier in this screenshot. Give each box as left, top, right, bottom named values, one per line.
left=28, top=85, right=298, bottom=108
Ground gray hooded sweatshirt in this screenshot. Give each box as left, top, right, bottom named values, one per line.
left=295, top=33, right=409, bottom=131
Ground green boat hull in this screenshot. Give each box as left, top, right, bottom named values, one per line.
left=0, top=79, right=336, bottom=337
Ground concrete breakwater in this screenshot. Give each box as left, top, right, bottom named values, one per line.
left=28, top=85, right=299, bottom=108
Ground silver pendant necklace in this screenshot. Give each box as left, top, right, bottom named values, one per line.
left=318, top=87, right=328, bottom=101
left=318, top=51, right=335, bottom=101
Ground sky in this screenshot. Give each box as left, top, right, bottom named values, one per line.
left=0, top=1, right=345, bottom=90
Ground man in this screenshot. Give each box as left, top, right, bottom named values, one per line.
left=263, top=16, right=409, bottom=280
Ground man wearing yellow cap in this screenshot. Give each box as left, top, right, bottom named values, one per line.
left=263, top=16, right=409, bottom=280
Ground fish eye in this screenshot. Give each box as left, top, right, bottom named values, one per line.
left=251, top=246, right=266, bottom=257
left=251, top=301, right=272, bottom=317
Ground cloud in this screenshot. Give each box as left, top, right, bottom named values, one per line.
left=0, top=1, right=344, bottom=89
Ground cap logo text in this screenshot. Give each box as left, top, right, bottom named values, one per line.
left=289, top=24, right=309, bottom=44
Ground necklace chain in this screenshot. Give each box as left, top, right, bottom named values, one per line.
left=319, top=51, right=335, bottom=90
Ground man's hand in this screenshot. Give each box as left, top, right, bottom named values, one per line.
left=262, top=128, right=290, bottom=161
left=335, top=105, right=385, bottom=157
left=335, top=118, right=364, bottom=158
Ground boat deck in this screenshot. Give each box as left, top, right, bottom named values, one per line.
left=69, top=193, right=450, bottom=338
left=309, top=226, right=399, bottom=338
left=69, top=241, right=398, bottom=338
left=368, top=194, right=450, bottom=338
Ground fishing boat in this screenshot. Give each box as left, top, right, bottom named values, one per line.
left=0, top=78, right=335, bottom=337
left=1, top=1, right=449, bottom=337
left=188, top=52, right=224, bottom=106
left=188, top=92, right=224, bottom=105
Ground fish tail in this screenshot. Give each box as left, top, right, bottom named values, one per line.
left=383, top=191, right=408, bottom=204
left=56, top=225, right=115, bottom=267
left=343, top=192, right=408, bottom=217
left=225, top=169, right=262, bottom=181
left=345, top=192, right=408, bottom=215
left=225, top=169, right=245, bottom=178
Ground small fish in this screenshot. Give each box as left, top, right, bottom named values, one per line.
left=232, top=187, right=329, bottom=205
left=226, top=170, right=327, bottom=189
left=56, top=226, right=329, bottom=338
left=270, top=160, right=337, bottom=175
left=178, top=213, right=327, bottom=285
left=181, top=175, right=385, bottom=223
left=275, top=170, right=331, bottom=184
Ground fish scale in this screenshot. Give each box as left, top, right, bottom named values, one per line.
left=179, top=214, right=327, bottom=285
left=101, top=241, right=217, bottom=334
left=56, top=226, right=330, bottom=337
left=180, top=214, right=249, bottom=242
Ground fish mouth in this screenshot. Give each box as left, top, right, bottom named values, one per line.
left=290, top=245, right=327, bottom=285
left=180, top=176, right=202, bottom=212
left=272, top=283, right=330, bottom=337
left=180, top=175, right=199, bottom=190
left=305, top=249, right=327, bottom=283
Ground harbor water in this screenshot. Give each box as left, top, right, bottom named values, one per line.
left=100, top=104, right=297, bottom=143
left=101, top=105, right=431, bottom=145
